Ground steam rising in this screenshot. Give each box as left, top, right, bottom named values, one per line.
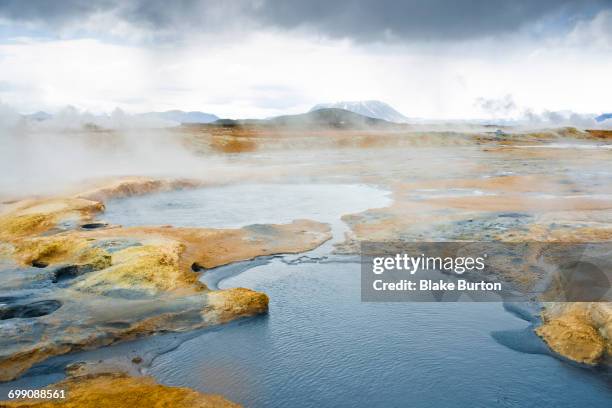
left=1, top=102, right=610, bottom=199
left=0, top=104, right=216, bottom=198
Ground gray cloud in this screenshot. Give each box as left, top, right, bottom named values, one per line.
left=253, top=0, right=610, bottom=41
left=0, top=0, right=114, bottom=25
left=0, top=0, right=610, bottom=42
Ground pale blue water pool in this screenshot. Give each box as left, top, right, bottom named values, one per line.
left=102, top=183, right=392, bottom=229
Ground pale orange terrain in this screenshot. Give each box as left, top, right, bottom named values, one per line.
left=2, top=126, right=612, bottom=405
left=0, top=177, right=330, bottom=382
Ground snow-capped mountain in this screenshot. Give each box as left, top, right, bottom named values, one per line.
left=310, top=100, right=408, bottom=123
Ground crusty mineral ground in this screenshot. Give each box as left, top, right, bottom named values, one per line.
left=0, top=372, right=240, bottom=408
left=183, top=126, right=611, bottom=366
left=536, top=303, right=612, bottom=365
left=336, top=163, right=612, bottom=364
left=1, top=127, right=612, bottom=403
left=0, top=178, right=330, bottom=381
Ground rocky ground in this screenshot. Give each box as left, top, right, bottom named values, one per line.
left=328, top=138, right=612, bottom=366
left=200, top=126, right=611, bottom=366
left=2, top=371, right=240, bottom=408
left=0, top=178, right=330, bottom=382
left=1, top=127, right=611, bottom=405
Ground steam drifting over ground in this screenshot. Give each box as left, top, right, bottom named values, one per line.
left=0, top=105, right=229, bottom=197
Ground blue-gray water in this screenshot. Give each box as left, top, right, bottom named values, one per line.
left=145, top=257, right=611, bottom=408
left=4, top=184, right=610, bottom=407
left=104, top=184, right=611, bottom=407
left=102, top=183, right=392, bottom=229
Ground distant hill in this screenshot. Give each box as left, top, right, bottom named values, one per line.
left=21, top=110, right=219, bottom=125
left=595, top=113, right=612, bottom=122
left=310, top=100, right=408, bottom=123
left=24, top=111, right=53, bottom=121
left=139, top=110, right=218, bottom=124
left=214, top=108, right=398, bottom=129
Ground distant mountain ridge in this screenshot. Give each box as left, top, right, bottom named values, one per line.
left=310, top=100, right=408, bottom=123
left=24, top=111, right=53, bottom=121
left=20, top=109, right=219, bottom=125
left=138, top=110, right=218, bottom=124
left=213, top=108, right=398, bottom=130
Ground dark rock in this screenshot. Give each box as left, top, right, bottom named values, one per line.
left=0, top=300, right=61, bottom=320
left=52, top=264, right=95, bottom=283
left=81, top=222, right=108, bottom=230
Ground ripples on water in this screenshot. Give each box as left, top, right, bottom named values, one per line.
left=149, top=259, right=612, bottom=408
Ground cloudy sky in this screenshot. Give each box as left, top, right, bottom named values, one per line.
left=0, top=0, right=610, bottom=119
